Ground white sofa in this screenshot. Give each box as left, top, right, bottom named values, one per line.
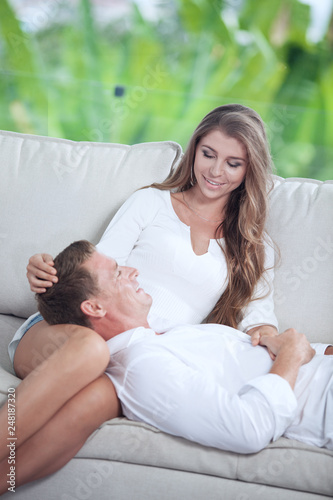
left=0, top=129, right=332, bottom=500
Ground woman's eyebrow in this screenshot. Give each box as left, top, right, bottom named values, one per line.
left=201, top=144, right=245, bottom=161
left=201, top=144, right=217, bottom=154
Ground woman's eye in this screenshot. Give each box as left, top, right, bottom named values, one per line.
left=203, top=151, right=214, bottom=158
left=228, top=162, right=241, bottom=168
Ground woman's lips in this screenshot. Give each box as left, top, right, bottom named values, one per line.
left=203, top=175, right=225, bottom=187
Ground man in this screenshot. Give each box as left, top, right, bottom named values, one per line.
left=0, top=240, right=332, bottom=494
left=37, top=240, right=333, bottom=453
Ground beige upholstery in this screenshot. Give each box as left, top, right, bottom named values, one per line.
left=267, top=177, right=333, bottom=342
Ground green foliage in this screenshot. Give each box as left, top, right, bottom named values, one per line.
left=0, top=0, right=332, bottom=179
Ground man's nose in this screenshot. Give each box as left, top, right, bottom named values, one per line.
left=122, top=266, right=139, bottom=279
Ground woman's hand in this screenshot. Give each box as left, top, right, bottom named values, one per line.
left=247, top=325, right=279, bottom=360
left=26, top=253, right=58, bottom=293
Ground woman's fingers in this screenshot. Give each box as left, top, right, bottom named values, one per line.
left=27, top=254, right=57, bottom=292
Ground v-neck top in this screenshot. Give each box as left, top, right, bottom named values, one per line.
left=97, top=188, right=278, bottom=332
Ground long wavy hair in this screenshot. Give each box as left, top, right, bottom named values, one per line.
left=149, top=104, right=274, bottom=329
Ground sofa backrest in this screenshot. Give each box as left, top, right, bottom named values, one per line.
left=267, top=176, right=333, bottom=344
left=0, top=130, right=332, bottom=343
left=0, top=130, right=181, bottom=318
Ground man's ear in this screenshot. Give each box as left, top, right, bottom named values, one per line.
left=80, top=299, right=106, bottom=318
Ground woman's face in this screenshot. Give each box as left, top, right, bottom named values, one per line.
left=192, top=129, right=247, bottom=203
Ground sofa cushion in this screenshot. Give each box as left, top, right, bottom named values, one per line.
left=78, top=417, right=333, bottom=497
left=0, top=131, right=181, bottom=318
left=267, top=176, right=333, bottom=343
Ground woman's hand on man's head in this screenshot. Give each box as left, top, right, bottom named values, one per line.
left=27, top=253, right=57, bottom=293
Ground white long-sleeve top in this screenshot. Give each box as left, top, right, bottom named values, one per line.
left=97, top=188, right=278, bottom=332
left=106, top=324, right=333, bottom=453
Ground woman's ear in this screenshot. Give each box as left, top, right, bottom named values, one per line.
left=80, top=299, right=105, bottom=318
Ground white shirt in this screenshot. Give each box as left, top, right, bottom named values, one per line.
left=97, top=188, right=278, bottom=332
left=106, top=324, right=333, bottom=453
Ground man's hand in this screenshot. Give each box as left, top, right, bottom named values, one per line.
left=259, top=328, right=315, bottom=363
left=260, top=329, right=315, bottom=389
left=247, top=325, right=279, bottom=360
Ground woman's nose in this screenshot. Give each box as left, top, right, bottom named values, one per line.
left=210, top=159, right=224, bottom=176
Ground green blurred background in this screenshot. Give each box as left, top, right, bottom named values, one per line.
left=0, top=0, right=332, bottom=180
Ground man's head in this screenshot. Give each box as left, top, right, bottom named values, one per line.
left=37, top=240, right=152, bottom=339
left=37, top=240, right=98, bottom=328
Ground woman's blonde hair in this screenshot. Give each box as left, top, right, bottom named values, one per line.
left=150, top=103, right=274, bottom=329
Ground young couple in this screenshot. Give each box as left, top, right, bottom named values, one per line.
left=1, top=104, right=332, bottom=493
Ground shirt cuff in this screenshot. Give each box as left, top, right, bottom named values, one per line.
left=311, top=343, right=332, bottom=355
left=240, top=374, right=297, bottom=441
left=244, top=323, right=278, bottom=334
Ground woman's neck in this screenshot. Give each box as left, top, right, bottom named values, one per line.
left=183, top=186, right=227, bottom=222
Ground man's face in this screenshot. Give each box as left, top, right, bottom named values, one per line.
left=84, top=251, right=152, bottom=326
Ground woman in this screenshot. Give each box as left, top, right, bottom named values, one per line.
left=22, top=103, right=278, bottom=339
left=1, top=104, right=280, bottom=491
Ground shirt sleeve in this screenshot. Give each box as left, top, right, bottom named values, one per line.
left=238, top=237, right=279, bottom=333
left=311, top=343, right=332, bottom=355
left=96, top=188, right=157, bottom=265
left=118, top=352, right=297, bottom=454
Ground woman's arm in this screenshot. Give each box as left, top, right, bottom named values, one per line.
left=239, top=238, right=279, bottom=335
left=96, top=188, right=157, bottom=263
left=26, top=188, right=158, bottom=292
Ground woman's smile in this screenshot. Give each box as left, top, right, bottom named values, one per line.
left=203, top=175, right=226, bottom=188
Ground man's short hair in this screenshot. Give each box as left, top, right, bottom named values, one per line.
left=37, top=240, right=99, bottom=328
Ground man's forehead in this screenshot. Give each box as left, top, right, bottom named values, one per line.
left=85, top=251, right=117, bottom=273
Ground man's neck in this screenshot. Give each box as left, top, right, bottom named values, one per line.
left=92, top=316, right=150, bottom=342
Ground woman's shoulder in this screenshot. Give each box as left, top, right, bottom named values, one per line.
left=134, top=187, right=171, bottom=206
left=121, top=187, right=171, bottom=219
left=132, top=186, right=169, bottom=199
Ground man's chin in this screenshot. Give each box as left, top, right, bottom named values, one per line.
left=146, top=293, right=153, bottom=305
left=145, top=294, right=153, bottom=309
left=136, top=287, right=151, bottom=300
